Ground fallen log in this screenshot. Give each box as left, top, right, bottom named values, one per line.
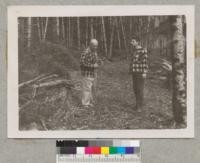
left=19, top=74, right=46, bottom=89
left=37, top=74, right=58, bottom=82
left=19, top=100, right=33, bottom=111
left=33, top=79, right=74, bottom=89
left=19, top=74, right=58, bottom=89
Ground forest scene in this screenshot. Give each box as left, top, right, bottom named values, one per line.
left=18, top=16, right=187, bottom=130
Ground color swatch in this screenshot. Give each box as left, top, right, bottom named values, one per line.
left=58, top=146, right=137, bottom=155
left=57, top=140, right=139, bottom=155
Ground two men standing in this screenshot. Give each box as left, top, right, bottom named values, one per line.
left=80, top=37, right=148, bottom=111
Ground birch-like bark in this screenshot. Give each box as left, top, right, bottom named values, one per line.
left=27, top=17, right=32, bottom=49
left=171, top=15, right=186, bottom=125
left=36, top=18, right=42, bottom=41
left=62, top=17, right=65, bottom=40
left=56, top=18, right=60, bottom=40
left=43, top=18, right=49, bottom=41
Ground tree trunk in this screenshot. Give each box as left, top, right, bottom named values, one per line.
left=170, top=15, right=186, bottom=125
left=85, top=17, right=89, bottom=47
left=93, top=18, right=97, bottom=38
left=101, top=17, right=108, bottom=57
left=62, top=17, right=65, bottom=40
left=27, top=17, right=32, bottom=49
left=115, top=18, right=122, bottom=50
left=90, top=18, right=94, bottom=39
left=119, top=17, right=128, bottom=59
left=43, top=18, right=48, bottom=41
left=56, top=18, right=60, bottom=41
left=36, top=18, right=42, bottom=41
left=67, top=18, right=71, bottom=47
left=41, top=18, right=44, bottom=38
left=108, top=18, right=115, bottom=59
left=77, top=17, right=81, bottom=49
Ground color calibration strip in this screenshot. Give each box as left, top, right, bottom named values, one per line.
left=58, top=146, right=139, bottom=155
left=56, top=140, right=141, bottom=163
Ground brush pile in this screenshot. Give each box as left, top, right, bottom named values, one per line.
left=19, top=73, right=81, bottom=130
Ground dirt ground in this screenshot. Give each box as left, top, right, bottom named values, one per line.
left=19, top=53, right=177, bottom=130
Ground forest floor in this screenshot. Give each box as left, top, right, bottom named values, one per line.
left=19, top=43, right=179, bottom=130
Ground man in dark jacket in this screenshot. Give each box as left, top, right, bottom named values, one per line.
left=130, top=38, right=148, bottom=111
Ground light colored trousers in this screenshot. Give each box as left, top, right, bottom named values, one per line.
left=81, top=76, right=97, bottom=106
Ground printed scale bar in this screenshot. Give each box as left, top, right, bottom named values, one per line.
left=56, top=154, right=140, bottom=163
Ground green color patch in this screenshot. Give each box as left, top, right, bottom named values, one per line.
left=109, top=147, right=117, bottom=154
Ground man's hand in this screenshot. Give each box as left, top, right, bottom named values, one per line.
left=94, top=63, right=99, bottom=68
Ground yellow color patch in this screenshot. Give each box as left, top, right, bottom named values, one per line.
left=101, top=147, right=109, bottom=154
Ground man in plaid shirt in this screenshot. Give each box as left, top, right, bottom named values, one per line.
left=130, top=38, right=148, bottom=111
left=80, top=39, right=99, bottom=107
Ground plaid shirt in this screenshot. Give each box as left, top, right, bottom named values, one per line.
left=130, top=45, right=148, bottom=74
left=80, top=48, right=98, bottom=78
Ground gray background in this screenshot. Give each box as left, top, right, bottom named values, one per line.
left=0, top=0, right=200, bottom=163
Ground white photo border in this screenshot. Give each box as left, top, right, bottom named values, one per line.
left=7, top=5, right=195, bottom=138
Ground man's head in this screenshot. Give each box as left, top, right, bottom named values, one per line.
left=130, top=36, right=139, bottom=47
left=89, top=39, right=98, bottom=52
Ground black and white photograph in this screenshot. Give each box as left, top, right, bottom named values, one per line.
left=7, top=6, right=194, bottom=138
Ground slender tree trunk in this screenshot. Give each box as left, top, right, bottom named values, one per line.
left=69, top=18, right=72, bottom=47
left=85, top=17, right=89, bottom=47
left=170, top=15, right=186, bottom=125
left=90, top=18, right=94, bottom=39
left=129, top=17, right=133, bottom=38
left=41, top=18, right=44, bottom=37
left=36, top=18, right=42, bottom=41
left=101, top=17, right=108, bottom=57
left=27, top=17, right=32, bottom=49
left=56, top=18, right=60, bottom=41
left=43, top=18, right=48, bottom=41
left=119, top=17, right=128, bottom=59
left=77, top=17, right=81, bottom=49
left=109, top=18, right=115, bottom=59
left=115, top=18, right=122, bottom=50
left=67, top=18, right=71, bottom=47
left=146, top=17, right=151, bottom=50
left=137, top=17, right=141, bottom=41
left=66, top=18, right=68, bottom=47
left=93, top=18, right=97, bottom=38
left=62, top=17, right=65, bottom=40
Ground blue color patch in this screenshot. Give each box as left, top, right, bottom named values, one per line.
left=117, top=147, right=125, bottom=154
